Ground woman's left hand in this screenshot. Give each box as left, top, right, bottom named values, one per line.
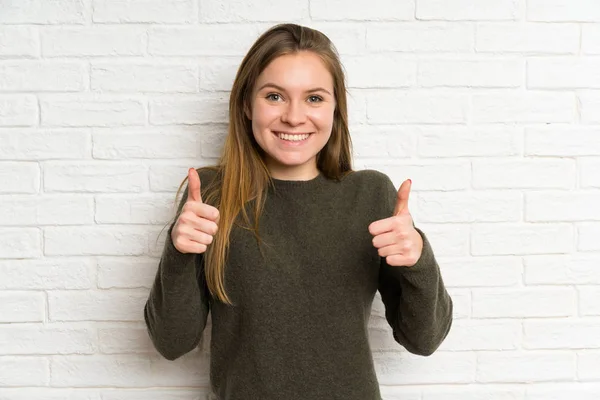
left=368, top=179, right=423, bottom=268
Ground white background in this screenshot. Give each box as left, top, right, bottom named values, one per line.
left=1, top=0, right=600, bottom=399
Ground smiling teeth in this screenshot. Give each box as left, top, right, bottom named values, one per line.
left=277, top=133, right=310, bottom=141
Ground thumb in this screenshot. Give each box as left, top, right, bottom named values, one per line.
left=393, top=179, right=411, bottom=215
left=186, top=168, right=202, bottom=203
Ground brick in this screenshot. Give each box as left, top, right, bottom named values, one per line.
left=374, top=352, right=476, bottom=384
left=148, top=26, right=260, bottom=56
left=367, top=91, right=468, bottom=124
left=418, top=58, right=522, bottom=87
left=416, top=191, right=521, bottom=223
left=447, top=289, right=471, bottom=319
left=199, top=57, right=242, bottom=91
left=147, top=162, right=217, bottom=193
left=440, top=256, right=521, bottom=287
left=579, top=352, right=600, bottom=380
left=44, top=162, right=147, bottom=193
left=347, top=88, right=367, bottom=125
left=101, top=389, right=208, bottom=400
left=147, top=227, right=170, bottom=258
left=0, top=95, right=38, bottom=127
left=581, top=159, right=600, bottom=188
left=527, top=383, right=600, bottom=399
left=200, top=0, right=308, bottom=22
left=148, top=164, right=206, bottom=192
left=473, top=160, right=575, bottom=189
left=528, top=58, right=600, bottom=89
left=40, top=95, right=146, bottom=128
left=0, top=61, right=85, bottom=92
left=417, top=126, right=520, bottom=157
left=0, top=324, right=95, bottom=355
left=582, top=25, right=600, bottom=54
left=472, top=223, right=573, bottom=256
left=351, top=126, right=415, bottom=159
left=200, top=124, right=229, bottom=158
left=527, top=0, right=600, bottom=22
left=476, top=23, right=579, bottom=54
left=579, top=91, right=600, bottom=124
left=417, top=0, right=519, bottom=21
left=0, top=292, right=45, bottom=322
left=439, top=319, right=520, bottom=351
left=472, top=288, right=575, bottom=318
left=149, top=94, right=228, bottom=125
left=525, top=127, right=600, bottom=156
left=0, top=228, right=42, bottom=259
left=92, top=127, right=199, bottom=159
left=95, top=194, right=174, bottom=224
left=579, top=287, right=600, bottom=316
left=0, top=162, right=39, bottom=193
left=578, top=224, right=600, bottom=252
left=366, top=162, right=470, bottom=192
left=0, top=27, right=39, bottom=57
left=51, top=355, right=151, bottom=387
left=526, top=192, right=600, bottom=222
left=378, top=387, right=421, bottom=400
left=368, top=325, right=408, bottom=351
left=311, top=0, right=413, bottom=21
left=98, top=326, right=154, bottom=353
left=0, top=129, right=90, bottom=160
left=0, top=0, right=85, bottom=24
left=0, top=195, right=92, bottom=226
left=51, top=354, right=209, bottom=387
left=368, top=23, right=474, bottom=52
left=44, top=227, right=147, bottom=256
left=422, top=386, right=525, bottom=400
left=0, top=259, right=94, bottom=290
left=344, top=55, right=416, bottom=88
left=309, top=23, right=366, bottom=55
left=0, top=357, right=49, bottom=387
left=472, top=91, right=575, bottom=123
left=525, top=255, right=600, bottom=285
left=91, top=63, right=198, bottom=93
left=0, top=389, right=100, bottom=400
left=417, top=224, right=470, bottom=257
left=477, top=351, right=575, bottom=382
left=524, top=320, right=600, bottom=350
left=149, top=353, right=211, bottom=386
left=93, top=0, right=195, bottom=23
left=48, top=290, right=148, bottom=322
left=42, top=26, right=145, bottom=57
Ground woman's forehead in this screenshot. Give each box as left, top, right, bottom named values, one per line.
left=255, top=52, right=334, bottom=93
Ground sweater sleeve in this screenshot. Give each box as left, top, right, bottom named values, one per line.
left=143, top=183, right=211, bottom=361
left=376, top=177, right=453, bottom=356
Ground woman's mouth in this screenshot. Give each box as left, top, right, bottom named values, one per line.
left=274, top=132, right=311, bottom=142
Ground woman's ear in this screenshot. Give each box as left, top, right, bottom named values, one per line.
left=244, top=102, right=252, bottom=120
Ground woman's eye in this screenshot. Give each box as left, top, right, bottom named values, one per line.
left=266, top=93, right=281, bottom=101
left=308, top=95, right=323, bottom=103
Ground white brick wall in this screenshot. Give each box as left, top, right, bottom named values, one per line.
left=1, top=0, right=599, bottom=398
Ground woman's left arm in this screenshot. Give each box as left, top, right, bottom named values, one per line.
left=369, top=178, right=453, bottom=356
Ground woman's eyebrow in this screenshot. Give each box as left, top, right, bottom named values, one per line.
left=257, top=83, right=332, bottom=96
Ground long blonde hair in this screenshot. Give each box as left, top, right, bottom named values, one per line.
left=174, top=24, right=353, bottom=304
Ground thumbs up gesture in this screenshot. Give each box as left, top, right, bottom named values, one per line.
left=368, top=179, right=423, bottom=267
left=171, top=168, right=220, bottom=254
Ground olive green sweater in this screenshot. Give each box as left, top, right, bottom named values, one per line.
left=144, top=169, right=453, bottom=400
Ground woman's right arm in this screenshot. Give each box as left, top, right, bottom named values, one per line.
left=144, top=228, right=210, bottom=360
left=144, top=168, right=218, bottom=360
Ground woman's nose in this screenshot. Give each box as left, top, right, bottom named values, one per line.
left=281, top=101, right=307, bottom=126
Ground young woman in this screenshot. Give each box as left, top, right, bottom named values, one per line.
left=144, top=23, right=452, bottom=400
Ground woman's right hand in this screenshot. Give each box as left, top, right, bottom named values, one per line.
left=171, top=168, right=220, bottom=254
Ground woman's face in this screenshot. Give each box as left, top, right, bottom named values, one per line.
left=248, top=51, right=335, bottom=180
